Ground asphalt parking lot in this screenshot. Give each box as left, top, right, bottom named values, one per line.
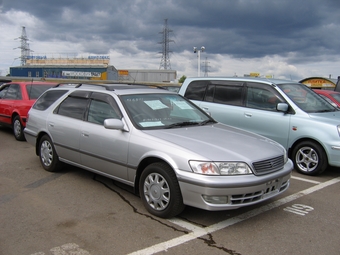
left=1, top=126, right=340, bottom=255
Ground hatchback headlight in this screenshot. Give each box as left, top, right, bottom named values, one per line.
left=283, top=148, right=288, bottom=164
left=189, top=161, right=252, bottom=175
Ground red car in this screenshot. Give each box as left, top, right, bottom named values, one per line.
left=0, top=81, right=57, bottom=140
left=313, top=89, right=340, bottom=108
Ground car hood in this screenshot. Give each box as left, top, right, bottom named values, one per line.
left=309, top=111, right=340, bottom=124
left=144, top=123, right=284, bottom=162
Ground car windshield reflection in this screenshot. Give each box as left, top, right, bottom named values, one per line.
left=121, top=93, right=213, bottom=129
left=279, top=84, right=336, bottom=113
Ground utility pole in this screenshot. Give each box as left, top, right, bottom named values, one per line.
left=193, top=46, right=205, bottom=76
left=159, top=19, right=174, bottom=70
left=14, top=26, right=32, bottom=66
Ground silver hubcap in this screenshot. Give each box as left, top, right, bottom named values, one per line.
left=41, top=140, right=53, bottom=167
left=13, top=119, right=21, bottom=137
left=296, top=146, right=318, bottom=172
left=143, top=173, right=170, bottom=211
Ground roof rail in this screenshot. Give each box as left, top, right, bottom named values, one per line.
left=53, top=82, right=168, bottom=91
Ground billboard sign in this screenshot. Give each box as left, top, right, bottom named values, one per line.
left=62, top=71, right=101, bottom=77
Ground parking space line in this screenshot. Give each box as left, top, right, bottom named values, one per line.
left=128, top=177, right=340, bottom=255
left=291, top=175, right=321, bottom=184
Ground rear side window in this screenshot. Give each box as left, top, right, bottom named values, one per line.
left=33, top=90, right=68, bottom=110
left=206, top=85, right=243, bottom=106
left=184, top=80, right=245, bottom=106
left=3, top=84, right=22, bottom=99
left=184, top=81, right=208, bottom=100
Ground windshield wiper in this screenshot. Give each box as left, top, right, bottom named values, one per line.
left=198, top=119, right=217, bottom=126
left=165, top=121, right=200, bottom=129
left=315, top=109, right=337, bottom=113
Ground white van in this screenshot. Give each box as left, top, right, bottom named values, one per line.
left=179, top=77, right=340, bottom=175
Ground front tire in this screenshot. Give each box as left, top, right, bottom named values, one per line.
left=139, top=162, right=185, bottom=218
left=13, top=116, right=25, bottom=141
left=292, top=141, right=327, bottom=175
left=39, top=135, right=62, bottom=172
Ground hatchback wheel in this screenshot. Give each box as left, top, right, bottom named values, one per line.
left=13, top=116, right=25, bottom=141
left=292, top=141, right=327, bottom=175
left=139, top=162, right=185, bottom=218
left=39, top=135, right=62, bottom=172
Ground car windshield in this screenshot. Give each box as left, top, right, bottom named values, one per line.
left=121, top=93, right=214, bottom=129
left=278, top=83, right=337, bottom=113
left=26, top=84, right=55, bottom=99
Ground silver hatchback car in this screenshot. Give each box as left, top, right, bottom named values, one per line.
left=24, top=84, right=292, bottom=218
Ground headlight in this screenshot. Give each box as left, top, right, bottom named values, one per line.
left=283, top=148, right=288, bottom=164
left=189, top=161, right=252, bottom=175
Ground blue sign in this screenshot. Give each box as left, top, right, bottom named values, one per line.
left=27, top=56, right=47, bottom=59
left=88, top=56, right=110, bottom=59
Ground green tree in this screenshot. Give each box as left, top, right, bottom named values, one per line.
left=178, top=75, right=186, bottom=83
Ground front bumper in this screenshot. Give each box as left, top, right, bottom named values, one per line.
left=176, top=159, right=293, bottom=211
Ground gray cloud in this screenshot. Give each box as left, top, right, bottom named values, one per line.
left=1, top=0, right=340, bottom=80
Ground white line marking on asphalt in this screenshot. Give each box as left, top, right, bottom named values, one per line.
left=128, top=177, right=340, bottom=255
left=30, top=243, right=91, bottom=255
left=291, top=175, right=321, bottom=184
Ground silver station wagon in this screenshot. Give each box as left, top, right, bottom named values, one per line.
left=24, top=84, right=292, bottom=218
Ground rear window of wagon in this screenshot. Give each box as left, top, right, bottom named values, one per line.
left=33, top=90, right=69, bottom=110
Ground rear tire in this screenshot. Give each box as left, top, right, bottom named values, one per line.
left=139, top=162, right=185, bottom=218
left=292, top=141, right=327, bottom=175
left=39, top=135, right=62, bottom=172
left=13, top=116, right=25, bottom=141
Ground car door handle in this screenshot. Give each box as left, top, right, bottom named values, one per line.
left=82, top=132, right=89, bottom=137
left=202, top=107, right=211, bottom=116
left=48, top=122, right=54, bottom=127
left=244, top=113, right=252, bottom=118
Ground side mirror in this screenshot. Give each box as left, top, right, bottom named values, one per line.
left=104, top=118, right=128, bottom=131
left=277, top=103, right=289, bottom=112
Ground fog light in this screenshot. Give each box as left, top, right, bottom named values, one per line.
left=202, top=195, right=228, bottom=204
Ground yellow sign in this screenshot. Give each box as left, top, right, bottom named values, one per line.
left=250, top=72, right=260, bottom=77
left=302, top=78, right=335, bottom=88
left=118, top=70, right=129, bottom=76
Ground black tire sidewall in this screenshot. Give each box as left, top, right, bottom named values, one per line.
left=39, top=135, right=60, bottom=172
left=13, top=116, right=25, bottom=141
left=292, top=141, right=327, bottom=175
left=139, top=162, right=184, bottom=218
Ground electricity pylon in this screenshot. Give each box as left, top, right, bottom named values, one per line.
left=159, top=19, right=174, bottom=70
left=14, top=26, right=32, bottom=66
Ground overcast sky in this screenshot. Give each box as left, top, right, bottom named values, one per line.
left=1, top=0, right=340, bottom=81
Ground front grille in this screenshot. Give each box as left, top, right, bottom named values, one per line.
left=252, top=155, right=284, bottom=175
left=230, top=179, right=290, bottom=205
left=231, top=191, right=263, bottom=204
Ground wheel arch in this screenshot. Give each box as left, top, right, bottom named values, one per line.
left=288, top=137, right=329, bottom=163
left=134, top=157, right=174, bottom=196
left=11, top=112, right=20, bottom=124
left=35, top=131, right=50, bottom=156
